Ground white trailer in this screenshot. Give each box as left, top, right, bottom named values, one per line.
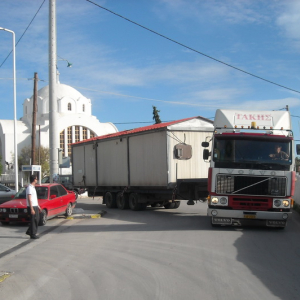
left=72, top=116, right=213, bottom=210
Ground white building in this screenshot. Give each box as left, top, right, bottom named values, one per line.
left=0, top=83, right=118, bottom=176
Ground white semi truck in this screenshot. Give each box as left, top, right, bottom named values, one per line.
left=202, top=109, right=298, bottom=228
left=72, top=117, right=213, bottom=210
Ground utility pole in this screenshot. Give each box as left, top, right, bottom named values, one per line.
left=49, top=0, right=59, bottom=182
left=31, top=72, right=38, bottom=165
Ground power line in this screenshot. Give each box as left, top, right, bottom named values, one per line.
left=86, top=0, right=300, bottom=95
left=0, top=0, right=46, bottom=68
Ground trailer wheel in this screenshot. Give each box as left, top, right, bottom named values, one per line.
left=104, top=192, right=117, bottom=208
left=129, top=193, right=143, bottom=211
left=164, top=202, right=176, bottom=209
left=174, top=201, right=181, bottom=209
left=116, top=192, right=129, bottom=210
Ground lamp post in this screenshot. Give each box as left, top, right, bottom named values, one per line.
left=0, top=27, right=18, bottom=192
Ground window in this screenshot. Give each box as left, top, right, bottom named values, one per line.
left=50, top=186, right=59, bottom=198
left=75, top=126, right=80, bottom=143
left=67, top=127, right=72, bottom=157
left=57, top=185, right=67, bottom=196
left=68, top=103, right=72, bottom=111
left=83, top=104, right=85, bottom=112
left=82, top=127, right=87, bottom=140
left=60, top=130, right=65, bottom=157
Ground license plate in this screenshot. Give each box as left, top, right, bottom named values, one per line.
left=9, top=214, right=18, bottom=218
left=212, top=217, right=232, bottom=224
left=244, top=214, right=256, bottom=219
left=267, top=220, right=286, bottom=226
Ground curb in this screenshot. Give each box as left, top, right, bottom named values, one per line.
left=0, top=272, right=12, bottom=283
left=66, top=210, right=107, bottom=220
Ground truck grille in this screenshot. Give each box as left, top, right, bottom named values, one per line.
left=216, top=175, right=286, bottom=197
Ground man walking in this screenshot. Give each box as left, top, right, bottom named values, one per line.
left=26, top=175, right=41, bottom=239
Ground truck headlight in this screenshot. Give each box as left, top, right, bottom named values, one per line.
left=282, top=200, right=290, bottom=208
left=220, top=197, right=227, bottom=205
left=211, top=197, right=219, bottom=204
left=274, top=199, right=281, bottom=207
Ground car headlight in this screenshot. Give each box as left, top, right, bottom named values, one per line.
left=0, top=208, right=7, bottom=213
left=211, top=197, right=219, bottom=204
left=274, top=199, right=281, bottom=207
left=220, top=197, right=228, bottom=205
left=0, top=208, right=2, bottom=212
left=282, top=200, right=290, bottom=208
left=24, top=209, right=28, bottom=213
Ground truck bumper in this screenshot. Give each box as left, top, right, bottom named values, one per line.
left=207, top=208, right=292, bottom=227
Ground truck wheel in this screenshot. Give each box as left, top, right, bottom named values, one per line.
left=164, top=202, right=176, bottom=209
left=116, top=192, right=129, bottom=210
left=174, top=201, right=181, bottom=209
left=129, top=193, right=143, bottom=211
left=104, top=192, right=117, bottom=208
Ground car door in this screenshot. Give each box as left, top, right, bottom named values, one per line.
left=56, top=185, right=69, bottom=213
left=48, top=185, right=62, bottom=217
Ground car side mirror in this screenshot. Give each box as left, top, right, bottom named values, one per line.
left=202, top=141, right=209, bottom=148
left=50, top=194, right=57, bottom=199
left=203, top=149, right=210, bottom=160
left=297, top=144, right=300, bottom=155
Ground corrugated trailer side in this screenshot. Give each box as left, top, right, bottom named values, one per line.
left=72, top=142, right=97, bottom=187
left=97, top=137, right=128, bottom=187
left=129, top=130, right=168, bottom=187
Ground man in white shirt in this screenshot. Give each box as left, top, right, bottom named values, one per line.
left=26, top=175, right=41, bottom=239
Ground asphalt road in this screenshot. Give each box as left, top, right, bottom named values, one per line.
left=0, top=197, right=300, bottom=300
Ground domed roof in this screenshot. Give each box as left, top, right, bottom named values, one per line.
left=35, top=83, right=87, bottom=101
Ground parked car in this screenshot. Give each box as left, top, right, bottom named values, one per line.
left=42, top=175, right=85, bottom=199
left=0, top=183, right=16, bottom=204
left=0, top=183, right=76, bottom=226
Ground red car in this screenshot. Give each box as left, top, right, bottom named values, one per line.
left=0, top=183, right=76, bottom=226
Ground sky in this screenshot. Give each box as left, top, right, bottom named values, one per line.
left=0, top=0, right=300, bottom=139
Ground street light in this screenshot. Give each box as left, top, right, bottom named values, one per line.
left=0, top=27, right=18, bottom=192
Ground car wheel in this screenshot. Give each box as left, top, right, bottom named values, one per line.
left=65, top=203, right=73, bottom=216
left=39, top=209, right=48, bottom=226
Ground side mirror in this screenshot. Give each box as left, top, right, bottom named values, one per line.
left=50, top=194, right=57, bottom=199
left=296, top=144, right=300, bottom=155
left=203, top=149, right=210, bottom=160
left=202, top=142, right=209, bottom=148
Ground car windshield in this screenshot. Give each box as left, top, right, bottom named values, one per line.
left=213, top=136, right=292, bottom=170
left=14, top=186, right=49, bottom=200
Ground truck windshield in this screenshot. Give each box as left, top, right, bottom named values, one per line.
left=213, top=136, right=292, bottom=170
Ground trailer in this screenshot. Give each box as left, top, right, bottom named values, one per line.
left=72, top=116, right=213, bottom=210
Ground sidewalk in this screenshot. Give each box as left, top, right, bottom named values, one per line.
left=71, top=196, right=106, bottom=219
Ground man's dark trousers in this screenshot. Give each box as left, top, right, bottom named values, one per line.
left=27, top=206, right=40, bottom=236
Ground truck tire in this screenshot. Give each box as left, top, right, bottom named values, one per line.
left=129, top=193, right=144, bottom=211
left=164, top=202, right=176, bottom=209
left=104, top=192, right=117, bottom=208
left=174, top=201, right=181, bottom=208
left=116, top=192, right=129, bottom=210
